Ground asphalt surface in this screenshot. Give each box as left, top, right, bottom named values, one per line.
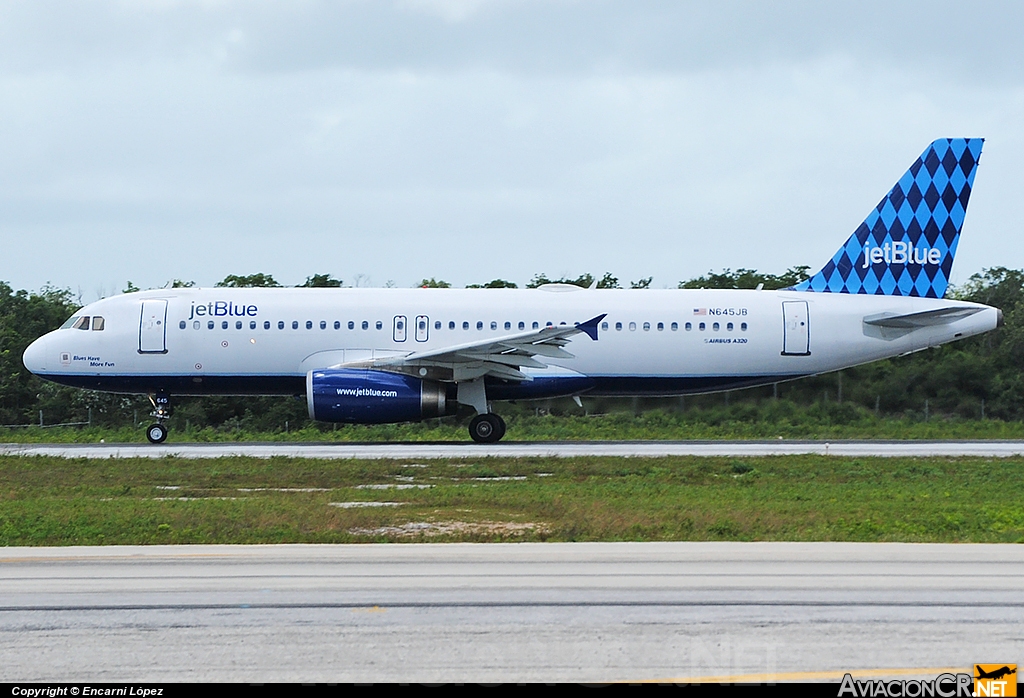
left=0, top=542, right=1020, bottom=682
left=4, top=440, right=1024, bottom=459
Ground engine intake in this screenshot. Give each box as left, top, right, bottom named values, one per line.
left=306, top=368, right=456, bottom=424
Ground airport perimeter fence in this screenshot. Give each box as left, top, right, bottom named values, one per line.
left=0, top=409, right=92, bottom=428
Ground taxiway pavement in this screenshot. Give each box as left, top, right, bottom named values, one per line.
left=4, top=440, right=1024, bottom=459
left=1, top=542, right=1020, bottom=682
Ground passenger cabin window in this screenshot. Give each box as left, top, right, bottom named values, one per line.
left=490, top=321, right=497, bottom=330
left=463, top=321, right=469, bottom=330
left=265, top=321, right=271, bottom=330
left=435, top=321, right=442, bottom=330
left=629, top=322, right=636, bottom=331
left=208, top=321, right=215, bottom=330
left=179, top=321, right=186, bottom=330
left=348, top=321, right=355, bottom=330
left=449, top=321, right=456, bottom=330
left=504, top=321, right=511, bottom=330
left=306, top=321, right=313, bottom=330
left=671, top=322, right=678, bottom=331
left=657, top=322, right=663, bottom=331
left=601, top=322, right=609, bottom=331
left=519, top=321, right=525, bottom=330
left=532, top=322, right=539, bottom=329
left=615, top=322, right=622, bottom=331
left=741, top=322, right=748, bottom=331
left=643, top=322, right=650, bottom=331
left=292, top=321, right=299, bottom=330
left=334, top=321, right=341, bottom=330
left=222, top=321, right=229, bottom=330
left=279, top=321, right=285, bottom=330
left=320, top=321, right=327, bottom=330
left=92, top=317, right=104, bottom=331
left=476, top=321, right=483, bottom=330
left=236, top=321, right=243, bottom=330
left=362, top=321, right=369, bottom=330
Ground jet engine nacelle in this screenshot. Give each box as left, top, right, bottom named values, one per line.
left=306, top=368, right=457, bottom=424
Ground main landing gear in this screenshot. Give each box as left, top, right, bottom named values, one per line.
left=459, top=378, right=506, bottom=443
left=146, top=393, right=171, bottom=444
left=468, top=413, right=506, bottom=444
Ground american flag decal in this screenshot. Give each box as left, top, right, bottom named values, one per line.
left=693, top=308, right=707, bottom=316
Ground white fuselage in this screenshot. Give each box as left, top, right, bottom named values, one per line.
left=23, top=286, right=1000, bottom=400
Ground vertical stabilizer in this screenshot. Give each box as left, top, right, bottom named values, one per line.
left=795, top=138, right=983, bottom=298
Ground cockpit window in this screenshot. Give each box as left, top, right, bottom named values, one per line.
left=60, top=316, right=80, bottom=330
left=73, top=316, right=90, bottom=331
left=91, top=316, right=105, bottom=331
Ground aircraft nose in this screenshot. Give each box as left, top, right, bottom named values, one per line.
left=23, top=335, right=49, bottom=373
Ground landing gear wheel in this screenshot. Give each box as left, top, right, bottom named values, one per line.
left=469, top=414, right=504, bottom=443
left=146, top=423, right=168, bottom=444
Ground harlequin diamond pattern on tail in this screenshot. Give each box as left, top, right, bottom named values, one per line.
left=794, top=138, right=983, bottom=298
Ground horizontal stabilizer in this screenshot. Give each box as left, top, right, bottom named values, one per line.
left=863, top=306, right=982, bottom=329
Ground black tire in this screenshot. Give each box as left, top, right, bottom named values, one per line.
left=493, top=414, right=506, bottom=441
left=468, top=414, right=502, bottom=444
left=146, top=423, right=168, bottom=444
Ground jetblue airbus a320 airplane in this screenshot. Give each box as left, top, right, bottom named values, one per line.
left=23, top=138, right=1000, bottom=443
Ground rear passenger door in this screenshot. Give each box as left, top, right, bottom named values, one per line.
left=781, top=301, right=810, bottom=356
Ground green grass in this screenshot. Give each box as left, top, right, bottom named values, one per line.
left=5, top=403, right=1024, bottom=443
left=1, top=454, right=1022, bottom=545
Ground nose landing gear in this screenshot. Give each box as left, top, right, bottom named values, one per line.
left=146, top=393, right=171, bottom=444
left=146, top=422, right=168, bottom=444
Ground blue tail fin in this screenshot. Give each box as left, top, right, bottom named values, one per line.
left=794, top=138, right=983, bottom=298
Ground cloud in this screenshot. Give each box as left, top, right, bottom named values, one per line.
left=4, top=1, right=1023, bottom=80
left=1, top=1, right=1022, bottom=295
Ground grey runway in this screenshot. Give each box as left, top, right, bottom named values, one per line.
left=5, top=439, right=1024, bottom=459
left=1, top=543, right=1021, bottom=682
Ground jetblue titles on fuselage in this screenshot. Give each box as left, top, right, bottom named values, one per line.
left=188, top=301, right=258, bottom=320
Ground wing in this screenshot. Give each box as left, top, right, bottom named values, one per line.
left=345, top=314, right=606, bottom=382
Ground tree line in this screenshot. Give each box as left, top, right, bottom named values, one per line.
left=2, top=267, right=1023, bottom=429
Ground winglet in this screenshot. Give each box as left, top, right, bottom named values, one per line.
left=575, top=314, right=606, bottom=341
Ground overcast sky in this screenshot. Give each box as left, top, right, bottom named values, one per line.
left=2, top=0, right=1023, bottom=299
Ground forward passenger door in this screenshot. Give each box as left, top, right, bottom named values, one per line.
left=139, top=300, right=168, bottom=354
